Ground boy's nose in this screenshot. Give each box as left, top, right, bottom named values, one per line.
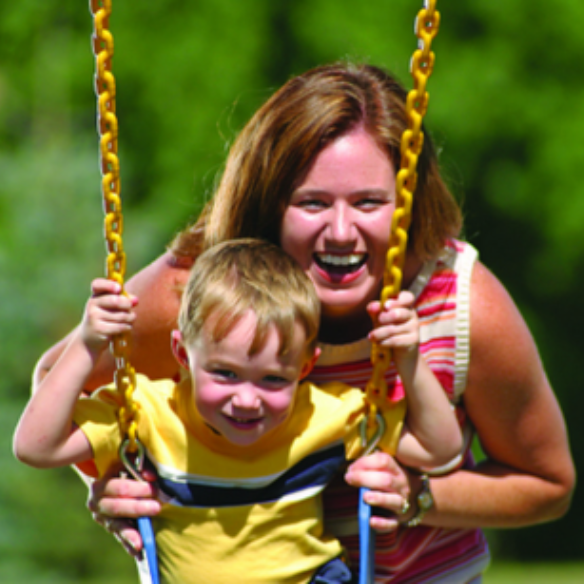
left=232, top=384, right=261, bottom=409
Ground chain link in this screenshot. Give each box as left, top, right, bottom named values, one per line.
left=364, top=0, right=440, bottom=429
left=89, top=0, right=139, bottom=452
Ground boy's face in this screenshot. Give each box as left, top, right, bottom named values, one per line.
left=173, top=311, right=316, bottom=447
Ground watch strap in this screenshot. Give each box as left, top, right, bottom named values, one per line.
left=405, top=473, right=433, bottom=528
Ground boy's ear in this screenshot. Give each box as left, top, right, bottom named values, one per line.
left=300, top=347, right=321, bottom=380
left=171, top=330, right=190, bottom=370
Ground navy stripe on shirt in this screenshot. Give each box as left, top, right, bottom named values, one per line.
left=155, top=443, right=346, bottom=507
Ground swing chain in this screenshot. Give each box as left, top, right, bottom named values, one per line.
left=365, top=0, right=440, bottom=425
left=90, top=0, right=139, bottom=452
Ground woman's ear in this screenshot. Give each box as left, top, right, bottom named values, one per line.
left=300, top=347, right=321, bottom=380
left=171, top=330, right=190, bottom=370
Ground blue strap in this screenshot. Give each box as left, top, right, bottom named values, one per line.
left=358, top=488, right=375, bottom=584
left=138, top=516, right=160, bottom=584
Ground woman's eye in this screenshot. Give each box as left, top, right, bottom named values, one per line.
left=297, top=199, right=327, bottom=211
left=355, top=198, right=384, bottom=210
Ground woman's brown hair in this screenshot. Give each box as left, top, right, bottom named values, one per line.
left=171, top=62, right=462, bottom=261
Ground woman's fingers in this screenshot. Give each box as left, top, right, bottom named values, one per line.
left=97, top=516, right=143, bottom=556
left=345, top=453, right=412, bottom=533
left=116, top=522, right=145, bottom=555
left=88, top=464, right=161, bottom=518
left=370, top=514, right=401, bottom=533
left=87, top=468, right=161, bottom=557
left=89, top=477, right=160, bottom=517
left=345, top=452, right=409, bottom=495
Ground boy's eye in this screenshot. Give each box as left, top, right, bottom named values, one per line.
left=212, top=369, right=237, bottom=381
left=263, top=375, right=289, bottom=386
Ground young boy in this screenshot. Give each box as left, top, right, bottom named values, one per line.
left=14, top=238, right=462, bottom=584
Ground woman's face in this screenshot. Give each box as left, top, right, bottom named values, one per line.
left=280, top=126, right=396, bottom=323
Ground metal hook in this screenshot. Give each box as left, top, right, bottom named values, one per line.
left=360, top=412, right=386, bottom=457
left=119, top=438, right=146, bottom=482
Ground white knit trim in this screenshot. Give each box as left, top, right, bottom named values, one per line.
left=452, top=243, right=478, bottom=400
left=409, top=255, right=439, bottom=300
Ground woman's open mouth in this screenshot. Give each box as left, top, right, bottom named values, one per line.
left=313, top=253, right=368, bottom=284
left=314, top=253, right=367, bottom=275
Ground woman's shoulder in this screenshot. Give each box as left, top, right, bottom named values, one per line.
left=467, top=260, right=543, bottom=387
left=126, top=251, right=193, bottom=297
left=438, top=238, right=478, bottom=270
left=469, top=261, right=519, bottom=327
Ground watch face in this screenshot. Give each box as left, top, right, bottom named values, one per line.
left=419, top=490, right=433, bottom=511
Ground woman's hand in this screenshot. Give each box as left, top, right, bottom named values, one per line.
left=345, top=452, right=412, bottom=532
left=87, top=464, right=161, bottom=557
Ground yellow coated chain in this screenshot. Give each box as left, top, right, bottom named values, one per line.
left=89, top=0, right=139, bottom=453
left=364, top=0, right=440, bottom=430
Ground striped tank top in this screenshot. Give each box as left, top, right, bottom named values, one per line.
left=308, top=239, right=491, bottom=583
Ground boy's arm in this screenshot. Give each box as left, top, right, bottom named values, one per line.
left=394, top=352, right=462, bottom=468
left=368, top=291, right=463, bottom=469
left=14, top=331, right=96, bottom=468
left=32, top=252, right=188, bottom=394
left=15, top=278, right=136, bottom=469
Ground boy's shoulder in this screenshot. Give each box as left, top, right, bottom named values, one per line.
left=300, top=380, right=365, bottom=408
left=88, top=374, right=178, bottom=409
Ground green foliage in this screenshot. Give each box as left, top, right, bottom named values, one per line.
left=1, top=0, right=582, bottom=580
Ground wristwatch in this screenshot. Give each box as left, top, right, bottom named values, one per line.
left=405, top=473, right=434, bottom=527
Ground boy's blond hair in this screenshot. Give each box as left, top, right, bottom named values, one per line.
left=178, top=238, right=320, bottom=359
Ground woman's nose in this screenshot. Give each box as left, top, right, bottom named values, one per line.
left=326, top=204, right=355, bottom=244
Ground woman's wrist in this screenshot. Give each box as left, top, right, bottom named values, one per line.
left=399, top=470, right=435, bottom=527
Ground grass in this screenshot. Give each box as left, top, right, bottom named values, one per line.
left=3, top=560, right=584, bottom=583
left=485, top=562, right=584, bottom=583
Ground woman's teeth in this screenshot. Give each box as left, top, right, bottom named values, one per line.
left=316, top=253, right=365, bottom=269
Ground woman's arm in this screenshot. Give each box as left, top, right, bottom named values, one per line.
left=422, top=261, right=575, bottom=528
left=348, top=261, right=575, bottom=530
left=32, top=252, right=191, bottom=393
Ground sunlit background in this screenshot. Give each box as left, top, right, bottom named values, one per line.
left=1, top=1, right=582, bottom=582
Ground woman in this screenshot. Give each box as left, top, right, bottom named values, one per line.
left=33, top=63, right=575, bottom=582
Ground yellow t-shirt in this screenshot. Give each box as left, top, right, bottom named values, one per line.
left=74, top=375, right=405, bottom=584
